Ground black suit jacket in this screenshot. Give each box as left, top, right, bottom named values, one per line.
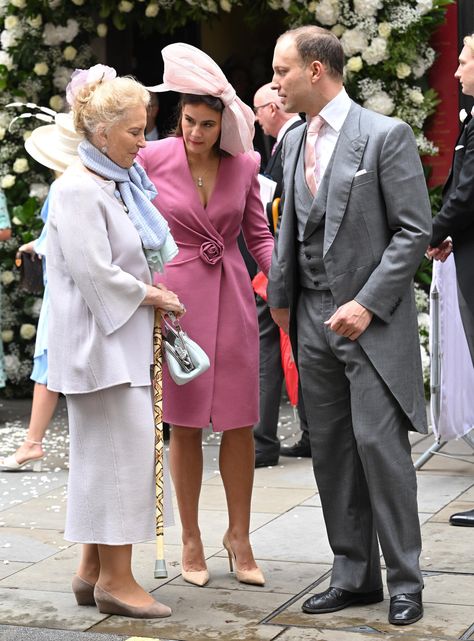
left=431, top=115, right=474, bottom=314
left=262, top=118, right=304, bottom=231
left=239, top=118, right=304, bottom=278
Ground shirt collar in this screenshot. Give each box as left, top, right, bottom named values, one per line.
left=276, top=115, right=302, bottom=143
left=316, top=87, right=352, bottom=133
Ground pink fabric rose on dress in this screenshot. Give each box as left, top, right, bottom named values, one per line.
left=200, top=240, right=224, bottom=265
left=66, top=64, right=117, bottom=107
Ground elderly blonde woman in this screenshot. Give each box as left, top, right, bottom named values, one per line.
left=47, top=66, right=183, bottom=618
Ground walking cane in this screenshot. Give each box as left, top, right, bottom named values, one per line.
left=153, top=308, right=168, bottom=579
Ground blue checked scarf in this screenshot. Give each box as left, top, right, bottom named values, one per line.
left=78, top=140, right=177, bottom=271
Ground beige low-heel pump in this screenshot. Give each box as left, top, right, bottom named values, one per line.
left=222, top=534, right=265, bottom=586
left=93, top=585, right=172, bottom=619
left=71, top=575, right=96, bottom=606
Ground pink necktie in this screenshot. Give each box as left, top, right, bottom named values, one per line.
left=271, top=141, right=278, bottom=156
left=305, top=115, right=325, bottom=195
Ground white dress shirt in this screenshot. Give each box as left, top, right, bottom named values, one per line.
left=277, top=115, right=302, bottom=144
left=313, top=87, right=352, bottom=190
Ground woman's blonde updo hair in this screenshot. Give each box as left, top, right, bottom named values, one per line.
left=73, top=76, right=150, bottom=139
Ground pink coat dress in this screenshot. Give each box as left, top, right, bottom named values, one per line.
left=138, top=137, right=274, bottom=430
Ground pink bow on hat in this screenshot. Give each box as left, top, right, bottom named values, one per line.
left=147, top=43, right=255, bottom=157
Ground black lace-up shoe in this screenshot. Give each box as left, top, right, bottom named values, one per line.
left=389, top=592, right=423, bottom=625
left=280, top=438, right=311, bottom=458
left=302, top=586, right=384, bottom=614
left=449, top=508, right=474, bottom=527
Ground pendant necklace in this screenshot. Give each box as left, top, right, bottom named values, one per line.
left=197, top=176, right=204, bottom=188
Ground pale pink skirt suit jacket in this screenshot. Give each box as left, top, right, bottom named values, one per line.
left=138, top=136, right=274, bottom=430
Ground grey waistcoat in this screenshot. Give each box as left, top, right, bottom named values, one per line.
left=294, top=149, right=330, bottom=290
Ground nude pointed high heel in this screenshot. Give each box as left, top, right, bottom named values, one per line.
left=93, top=585, right=172, bottom=619
left=71, top=575, right=96, bottom=606
left=222, top=534, right=265, bottom=586
left=181, top=567, right=209, bottom=587
left=181, top=540, right=209, bottom=586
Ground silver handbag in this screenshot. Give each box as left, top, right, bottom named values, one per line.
left=162, top=312, right=210, bottom=385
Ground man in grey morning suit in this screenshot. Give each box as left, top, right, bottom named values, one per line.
left=268, top=26, right=432, bottom=625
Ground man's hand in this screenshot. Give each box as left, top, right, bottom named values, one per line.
left=324, top=300, right=373, bottom=341
left=426, top=239, right=452, bottom=262
left=270, top=307, right=290, bottom=335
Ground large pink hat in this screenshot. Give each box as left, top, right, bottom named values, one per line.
left=147, top=43, right=255, bottom=156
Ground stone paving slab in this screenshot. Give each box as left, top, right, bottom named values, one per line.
left=0, top=560, right=29, bottom=580
left=0, top=486, right=68, bottom=530
left=271, top=596, right=474, bottom=639
left=250, top=505, right=332, bottom=564
left=1, top=399, right=474, bottom=641
left=422, top=572, right=474, bottom=606
left=275, top=627, right=449, bottom=641
left=0, top=527, right=70, bottom=563
left=460, top=485, right=474, bottom=501
left=0, top=626, right=130, bottom=641
left=430, top=499, right=474, bottom=523
left=0, top=541, right=220, bottom=594
left=411, top=431, right=473, bottom=454
left=168, top=557, right=331, bottom=596
left=416, top=474, right=474, bottom=512
left=299, top=493, right=321, bottom=507
left=418, top=512, right=435, bottom=526
left=420, top=522, right=474, bottom=573
left=0, top=470, right=68, bottom=511
left=416, top=454, right=474, bottom=476
left=302, top=568, right=474, bottom=608
left=93, top=585, right=287, bottom=641
left=0, top=587, right=108, bottom=630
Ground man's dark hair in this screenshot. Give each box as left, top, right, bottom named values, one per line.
left=279, top=25, right=344, bottom=80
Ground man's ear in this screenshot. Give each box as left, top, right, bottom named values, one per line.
left=309, top=60, right=324, bottom=82
left=270, top=103, right=279, bottom=117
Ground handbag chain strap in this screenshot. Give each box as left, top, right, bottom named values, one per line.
left=163, top=311, right=185, bottom=335
left=163, top=312, right=195, bottom=370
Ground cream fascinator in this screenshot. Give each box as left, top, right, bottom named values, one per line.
left=147, top=43, right=255, bottom=156
left=8, top=103, right=83, bottom=173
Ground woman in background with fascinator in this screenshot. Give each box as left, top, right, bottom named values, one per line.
left=138, top=43, right=274, bottom=588
left=47, top=66, right=183, bottom=618
left=0, top=189, right=11, bottom=389
left=0, top=110, right=82, bottom=473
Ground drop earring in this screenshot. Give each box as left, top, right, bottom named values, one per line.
left=101, top=146, right=107, bottom=154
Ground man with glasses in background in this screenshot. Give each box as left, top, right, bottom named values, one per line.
left=251, top=83, right=308, bottom=468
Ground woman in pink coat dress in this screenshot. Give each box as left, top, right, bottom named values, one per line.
left=138, top=43, right=274, bottom=588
